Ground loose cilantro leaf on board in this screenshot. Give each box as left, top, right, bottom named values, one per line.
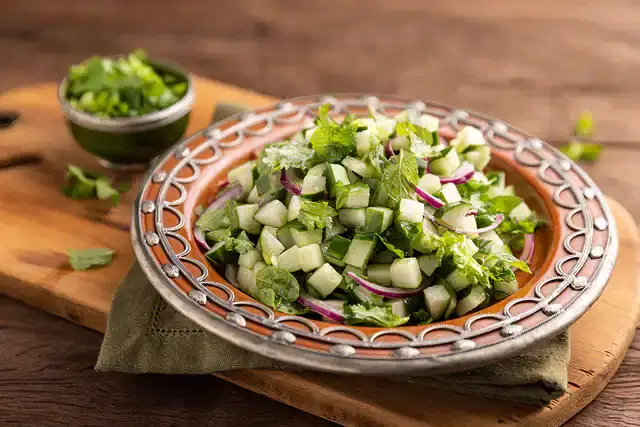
left=559, top=141, right=602, bottom=162
left=298, top=200, right=337, bottom=229
left=344, top=303, right=410, bottom=328
left=68, top=247, right=115, bottom=271
left=255, top=266, right=300, bottom=308
left=62, top=165, right=122, bottom=205
left=380, top=149, right=420, bottom=207
left=310, top=104, right=357, bottom=162
left=260, top=141, right=317, bottom=172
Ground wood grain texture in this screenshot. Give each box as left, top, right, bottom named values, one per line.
left=1, top=0, right=640, bottom=425
left=0, top=79, right=639, bottom=427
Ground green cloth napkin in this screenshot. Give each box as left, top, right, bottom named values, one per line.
left=96, top=104, right=570, bottom=406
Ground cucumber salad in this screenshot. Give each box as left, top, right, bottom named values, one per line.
left=194, top=104, right=543, bottom=327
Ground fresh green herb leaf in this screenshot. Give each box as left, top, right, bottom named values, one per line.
left=260, top=141, right=317, bottom=172
left=411, top=308, right=433, bottom=325
left=255, top=266, right=300, bottom=308
left=277, top=300, right=311, bottom=315
left=374, top=233, right=405, bottom=258
left=95, top=177, right=120, bottom=204
left=196, top=202, right=234, bottom=233
left=380, top=149, right=420, bottom=207
left=344, top=303, right=410, bottom=327
left=559, top=140, right=602, bottom=162
left=574, top=111, right=594, bottom=138
left=487, top=195, right=523, bottom=214
left=68, top=247, right=115, bottom=271
left=396, top=121, right=437, bottom=146
left=437, top=232, right=489, bottom=289
left=298, top=200, right=337, bottom=229
left=62, top=165, right=121, bottom=206
left=310, top=104, right=357, bottom=162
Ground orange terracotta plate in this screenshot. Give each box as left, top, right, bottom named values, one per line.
left=132, top=95, right=617, bottom=374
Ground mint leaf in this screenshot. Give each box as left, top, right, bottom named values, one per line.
left=255, top=266, right=300, bottom=308
left=298, top=200, right=337, bottom=229
left=380, top=149, right=419, bottom=207
left=411, top=308, right=433, bottom=325
left=260, top=141, right=317, bottom=172
left=487, top=195, right=523, bottom=214
left=95, top=176, right=120, bottom=204
left=68, top=247, right=115, bottom=271
left=62, top=165, right=122, bottom=206
left=344, top=303, right=409, bottom=327
left=396, top=121, right=437, bottom=146
left=277, top=300, right=311, bottom=315
left=310, top=104, right=357, bottom=162
left=438, top=232, right=489, bottom=289
left=374, top=233, right=405, bottom=258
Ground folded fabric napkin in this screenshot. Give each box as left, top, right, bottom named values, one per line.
left=96, top=104, right=570, bottom=405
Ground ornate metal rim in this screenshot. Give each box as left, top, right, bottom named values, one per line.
left=132, top=94, right=618, bottom=374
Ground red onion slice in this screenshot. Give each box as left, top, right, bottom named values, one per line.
left=193, top=183, right=244, bottom=250
left=347, top=272, right=427, bottom=298
left=415, top=186, right=445, bottom=209
left=438, top=162, right=475, bottom=185
left=297, top=296, right=345, bottom=323
left=519, top=234, right=535, bottom=264
left=424, top=211, right=505, bottom=235
left=385, top=140, right=395, bottom=158
left=280, top=170, right=302, bottom=196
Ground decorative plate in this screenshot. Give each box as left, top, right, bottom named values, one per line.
left=132, top=95, right=617, bottom=374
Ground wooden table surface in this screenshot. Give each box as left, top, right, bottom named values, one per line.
left=1, top=0, right=639, bottom=425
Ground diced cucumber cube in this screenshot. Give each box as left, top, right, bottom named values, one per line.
left=341, top=183, right=370, bottom=208
left=238, top=249, right=262, bottom=269
left=373, top=186, right=389, bottom=206
left=254, top=200, right=288, bottom=227
left=495, top=279, right=519, bottom=296
left=342, top=156, right=375, bottom=178
left=340, top=264, right=365, bottom=290
left=478, top=230, right=507, bottom=253
left=227, top=161, right=256, bottom=195
left=290, top=227, right=323, bottom=247
left=455, top=286, right=486, bottom=316
left=418, top=254, right=439, bottom=276
left=298, top=244, right=325, bottom=272
left=237, top=266, right=256, bottom=293
left=236, top=204, right=262, bottom=234
left=301, top=175, right=326, bottom=198
left=389, top=299, right=407, bottom=317
left=356, top=129, right=375, bottom=157
left=307, top=263, right=343, bottom=297
left=391, top=135, right=411, bottom=151
left=325, top=235, right=351, bottom=261
left=390, top=257, right=423, bottom=288
left=263, top=225, right=278, bottom=238
left=324, top=220, right=346, bottom=240
left=422, top=218, right=438, bottom=235
left=307, top=163, right=326, bottom=177
left=259, top=228, right=285, bottom=265
left=255, top=172, right=280, bottom=196
left=446, top=269, right=471, bottom=292
left=276, top=225, right=296, bottom=249
left=417, top=173, right=442, bottom=195
left=451, top=126, right=486, bottom=153
left=367, top=264, right=392, bottom=286
left=247, top=185, right=260, bottom=204
left=343, top=235, right=376, bottom=269
left=438, top=183, right=462, bottom=204
left=338, top=208, right=366, bottom=228
left=503, top=185, right=515, bottom=196
left=423, top=284, right=451, bottom=320
left=363, top=207, right=393, bottom=233
left=429, top=148, right=461, bottom=177
left=464, top=145, right=491, bottom=170
left=418, top=114, right=439, bottom=132
left=326, top=164, right=351, bottom=196
left=277, top=245, right=301, bottom=272
left=509, top=202, right=533, bottom=221
left=396, top=198, right=424, bottom=223
left=436, top=201, right=473, bottom=229
left=353, top=117, right=377, bottom=133
left=463, top=238, right=479, bottom=256
left=304, top=127, right=316, bottom=142
left=375, top=118, right=396, bottom=141
left=347, top=169, right=360, bottom=183
left=287, top=195, right=303, bottom=221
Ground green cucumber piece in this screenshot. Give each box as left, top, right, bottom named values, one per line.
left=355, top=129, right=375, bottom=157
left=341, top=183, right=370, bottom=208
left=255, top=172, right=280, bottom=196
left=205, top=240, right=240, bottom=266
left=324, top=220, right=346, bottom=240
left=325, top=235, right=351, bottom=262
left=236, top=204, right=262, bottom=234
left=227, top=161, right=256, bottom=195
left=391, top=135, right=411, bottom=151
left=417, top=253, right=439, bottom=276
left=259, top=228, right=285, bottom=265
left=338, top=208, right=366, bottom=228
left=509, top=202, right=533, bottom=221
left=262, top=225, right=278, bottom=238
left=237, top=266, right=257, bottom=294
left=277, top=245, right=301, bottom=272
left=276, top=225, right=296, bottom=249
left=301, top=175, right=326, bottom=199
left=238, top=249, right=262, bottom=269
left=373, top=186, right=389, bottom=206
left=363, top=207, right=393, bottom=233
left=437, top=183, right=462, bottom=204
left=464, top=145, right=491, bottom=170
left=429, top=148, right=461, bottom=177
left=396, top=198, right=424, bottom=223
left=423, top=284, right=451, bottom=321
left=446, top=269, right=471, bottom=292
left=341, top=156, right=375, bottom=178
left=390, top=257, right=423, bottom=288
left=443, top=283, right=458, bottom=319
left=307, top=263, right=343, bottom=297
left=307, top=163, right=326, bottom=177
left=343, top=235, right=376, bottom=269
left=495, top=279, right=519, bottom=297
left=326, top=164, right=351, bottom=196
left=246, top=185, right=260, bottom=204
left=367, top=264, right=392, bottom=286
left=254, top=200, right=288, bottom=227
left=290, top=227, right=323, bottom=247
left=287, top=195, right=303, bottom=221
left=455, top=286, right=486, bottom=316
left=298, top=244, right=325, bottom=272
left=389, top=299, right=407, bottom=317
left=435, top=201, right=473, bottom=229
left=375, top=118, right=396, bottom=141
left=478, top=230, right=507, bottom=253
left=417, top=173, right=442, bottom=194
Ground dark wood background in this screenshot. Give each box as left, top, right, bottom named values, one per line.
left=1, top=0, right=639, bottom=425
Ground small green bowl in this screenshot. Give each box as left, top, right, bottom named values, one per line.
left=58, top=59, right=195, bottom=169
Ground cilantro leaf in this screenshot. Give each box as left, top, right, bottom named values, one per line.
left=559, top=140, right=602, bottom=162
left=298, top=200, right=337, bottom=229
left=395, top=121, right=438, bottom=146
left=260, top=141, right=317, bottom=172
left=437, top=232, right=489, bottom=289
left=487, top=195, right=523, bottom=214
left=344, top=303, right=410, bottom=327
left=62, top=165, right=122, bottom=206
left=255, top=266, right=300, bottom=308
left=68, top=247, right=115, bottom=271
left=310, top=104, right=357, bottom=162
left=380, top=149, right=420, bottom=207
left=196, top=200, right=239, bottom=233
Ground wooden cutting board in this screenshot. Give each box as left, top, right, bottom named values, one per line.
left=0, top=78, right=638, bottom=427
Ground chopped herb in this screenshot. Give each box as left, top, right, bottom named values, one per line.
left=559, top=112, right=601, bottom=162
left=310, top=104, right=357, bottom=162
left=298, top=200, right=337, bottom=229
left=260, top=141, right=317, bottom=172
left=255, top=266, right=300, bottom=309
left=344, top=303, right=410, bottom=328
left=68, top=247, right=115, bottom=271
left=62, top=165, right=122, bottom=205
left=379, top=149, right=419, bottom=208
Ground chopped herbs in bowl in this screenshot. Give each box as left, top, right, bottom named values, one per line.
left=58, top=49, right=195, bottom=167
left=193, top=104, right=545, bottom=327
